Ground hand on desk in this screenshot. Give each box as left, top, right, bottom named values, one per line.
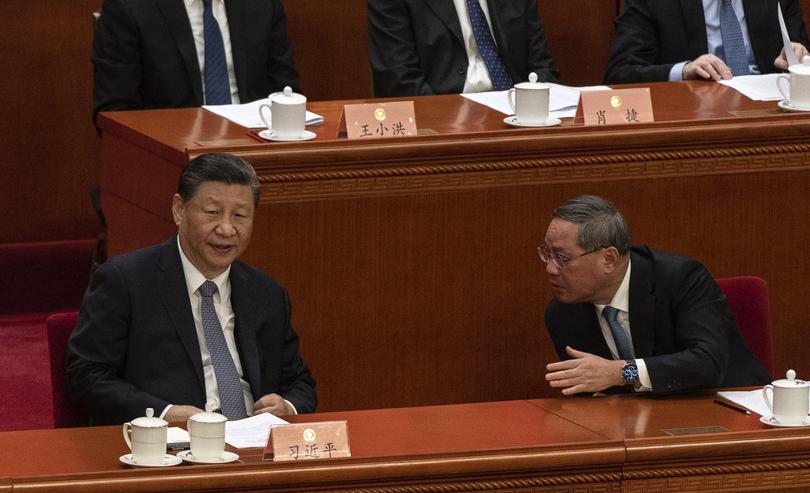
left=254, top=393, right=294, bottom=417
left=683, top=54, right=732, bottom=81
left=164, top=405, right=206, bottom=422
left=775, top=42, right=809, bottom=70
left=545, top=346, right=625, bottom=395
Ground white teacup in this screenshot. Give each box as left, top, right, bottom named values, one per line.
left=123, top=408, right=168, bottom=465
left=187, top=411, right=227, bottom=461
left=507, top=72, right=550, bottom=125
left=763, top=369, right=809, bottom=425
left=777, top=55, right=810, bottom=110
left=259, top=86, right=307, bottom=139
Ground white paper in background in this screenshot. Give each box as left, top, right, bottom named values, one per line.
left=167, top=426, right=190, bottom=444
left=461, top=84, right=611, bottom=119
left=718, top=73, right=785, bottom=101
left=716, top=389, right=779, bottom=417
left=203, top=98, right=324, bottom=129
left=225, top=412, right=289, bottom=449
left=778, top=1, right=799, bottom=67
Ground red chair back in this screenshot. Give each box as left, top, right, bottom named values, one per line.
left=716, top=276, right=773, bottom=376
left=46, top=312, right=85, bottom=427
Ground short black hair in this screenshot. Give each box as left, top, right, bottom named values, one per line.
left=177, top=153, right=260, bottom=206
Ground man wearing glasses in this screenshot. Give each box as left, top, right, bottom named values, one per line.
left=540, top=195, right=768, bottom=395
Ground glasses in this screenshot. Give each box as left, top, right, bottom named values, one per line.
left=537, top=246, right=602, bottom=270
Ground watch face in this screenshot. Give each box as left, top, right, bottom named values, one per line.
left=622, top=363, right=639, bottom=384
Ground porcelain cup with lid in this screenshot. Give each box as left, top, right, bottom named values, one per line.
left=763, top=369, right=810, bottom=425
left=187, top=411, right=228, bottom=461
left=122, top=408, right=168, bottom=465
left=777, top=55, right=810, bottom=109
left=507, top=72, right=550, bottom=125
left=259, top=86, right=307, bottom=139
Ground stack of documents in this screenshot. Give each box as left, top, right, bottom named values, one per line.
left=718, top=74, right=785, bottom=102
left=204, top=99, right=324, bottom=129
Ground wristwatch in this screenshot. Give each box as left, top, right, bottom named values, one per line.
left=620, top=359, right=639, bottom=387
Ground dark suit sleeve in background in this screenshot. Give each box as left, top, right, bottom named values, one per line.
left=92, top=0, right=144, bottom=116
left=603, top=0, right=674, bottom=84
left=518, top=0, right=560, bottom=83
left=260, top=0, right=300, bottom=95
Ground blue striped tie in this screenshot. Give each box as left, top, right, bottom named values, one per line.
left=203, top=0, right=232, bottom=105
left=465, top=0, right=513, bottom=90
left=718, top=0, right=751, bottom=76
left=199, top=281, right=247, bottom=419
left=602, top=306, right=633, bottom=360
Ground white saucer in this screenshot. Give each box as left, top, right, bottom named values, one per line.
left=258, top=129, right=317, bottom=142
left=777, top=100, right=810, bottom=112
left=119, top=454, right=183, bottom=468
left=177, top=450, right=240, bottom=464
left=503, top=116, right=561, bottom=128
left=759, top=415, right=810, bottom=427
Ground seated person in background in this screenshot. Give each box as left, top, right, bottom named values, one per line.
left=541, top=195, right=769, bottom=395
left=93, top=0, right=299, bottom=117
left=604, top=0, right=809, bottom=84
left=368, top=0, right=559, bottom=97
left=67, top=153, right=316, bottom=425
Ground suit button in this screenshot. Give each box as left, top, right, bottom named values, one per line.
left=458, top=68, right=465, bottom=75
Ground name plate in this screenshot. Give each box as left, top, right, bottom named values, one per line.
left=264, top=420, right=350, bottom=462
left=581, top=88, right=654, bottom=126
left=339, top=101, right=417, bottom=139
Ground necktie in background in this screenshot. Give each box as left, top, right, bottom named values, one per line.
left=203, top=0, right=232, bottom=105
left=465, top=0, right=514, bottom=90
left=602, top=306, right=633, bottom=360
left=718, top=0, right=751, bottom=76
left=199, top=280, right=247, bottom=419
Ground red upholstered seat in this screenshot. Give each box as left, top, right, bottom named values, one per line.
left=46, top=311, right=85, bottom=428
left=716, top=276, right=772, bottom=377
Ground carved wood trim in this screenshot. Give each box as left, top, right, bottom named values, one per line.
left=625, top=459, right=810, bottom=479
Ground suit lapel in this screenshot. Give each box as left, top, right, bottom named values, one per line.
left=155, top=238, right=206, bottom=392
left=742, top=0, right=769, bottom=67
left=680, top=0, right=709, bottom=56
left=157, top=0, right=204, bottom=104
left=423, top=0, right=464, bottom=47
left=224, top=0, right=248, bottom=103
left=628, top=250, right=656, bottom=358
left=486, top=0, right=512, bottom=66
left=229, top=263, right=261, bottom=399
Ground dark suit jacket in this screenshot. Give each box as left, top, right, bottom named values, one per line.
left=545, top=246, right=769, bottom=394
left=368, top=0, right=559, bottom=97
left=93, top=0, right=299, bottom=116
left=66, top=238, right=316, bottom=425
left=604, top=0, right=809, bottom=84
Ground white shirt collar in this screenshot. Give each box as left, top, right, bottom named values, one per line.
left=176, top=237, right=231, bottom=296
left=594, top=258, right=632, bottom=314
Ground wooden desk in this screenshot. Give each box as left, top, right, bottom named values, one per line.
left=3, top=396, right=810, bottom=492
left=98, top=82, right=810, bottom=413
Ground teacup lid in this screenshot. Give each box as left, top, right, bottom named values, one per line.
left=514, top=72, right=548, bottom=90
left=789, top=55, right=810, bottom=75
left=772, top=368, right=809, bottom=387
left=269, top=86, right=306, bottom=105
left=189, top=411, right=228, bottom=424
left=130, top=408, right=168, bottom=428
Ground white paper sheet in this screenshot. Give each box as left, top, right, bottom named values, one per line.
left=225, top=412, right=289, bottom=449
left=167, top=426, right=190, bottom=445
left=778, top=2, right=799, bottom=67
left=461, top=84, right=611, bottom=118
left=718, top=73, right=784, bottom=101
left=203, top=98, right=324, bottom=129
left=716, top=389, right=774, bottom=417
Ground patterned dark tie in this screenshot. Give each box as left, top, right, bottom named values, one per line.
left=465, top=0, right=514, bottom=90
left=199, top=280, right=247, bottom=419
left=602, top=306, right=633, bottom=360
left=718, top=0, right=751, bottom=76
left=202, top=0, right=232, bottom=104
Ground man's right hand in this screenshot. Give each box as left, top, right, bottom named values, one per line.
left=683, top=54, right=733, bottom=81
left=164, top=405, right=205, bottom=423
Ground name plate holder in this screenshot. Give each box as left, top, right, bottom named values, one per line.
left=338, top=101, right=417, bottom=139
left=263, top=420, right=351, bottom=462
left=580, top=88, right=654, bottom=126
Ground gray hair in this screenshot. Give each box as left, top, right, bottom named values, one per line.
left=178, top=153, right=260, bottom=206
left=553, top=195, right=629, bottom=254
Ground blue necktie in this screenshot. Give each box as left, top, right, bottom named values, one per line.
left=465, top=0, right=513, bottom=90
left=602, top=306, right=633, bottom=360
left=718, top=0, right=751, bottom=76
left=202, top=0, right=232, bottom=105
left=199, top=281, right=247, bottom=419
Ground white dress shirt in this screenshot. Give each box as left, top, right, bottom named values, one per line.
left=669, top=0, right=758, bottom=80
left=452, top=0, right=498, bottom=93
left=593, top=260, right=653, bottom=391
left=183, top=0, right=241, bottom=104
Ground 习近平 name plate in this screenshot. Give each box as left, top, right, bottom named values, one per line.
left=264, top=420, right=350, bottom=462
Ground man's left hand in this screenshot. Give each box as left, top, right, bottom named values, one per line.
left=545, top=346, right=625, bottom=395
left=775, top=42, right=809, bottom=70
left=254, top=393, right=294, bottom=416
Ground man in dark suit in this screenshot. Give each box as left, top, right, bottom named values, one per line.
left=93, top=0, right=299, bottom=117
left=541, top=195, right=769, bottom=395
left=605, top=0, right=809, bottom=84
left=368, top=0, right=559, bottom=97
left=67, top=153, right=316, bottom=425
